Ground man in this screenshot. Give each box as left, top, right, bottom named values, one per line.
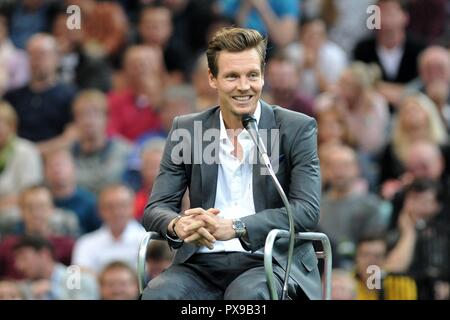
left=142, top=27, right=321, bottom=300
left=13, top=235, right=98, bottom=300
left=354, top=235, right=417, bottom=300
left=4, top=33, right=77, bottom=154
left=99, top=261, right=139, bottom=300
left=72, top=184, right=146, bottom=274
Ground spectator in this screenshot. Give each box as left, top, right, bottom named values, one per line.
left=264, top=51, right=315, bottom=117
left=384, top=179, right=450, bottom=299
left=145, top=240, right=174, bottom=282
left=107, top=46, right=164, bottom=142
left=354, top=234, right=417, bottom=300
left=0, top=101, right=42, bottom=228
left=99, top=261, right=139, bottom=300
left=71, top=89, right=133, bottom=195
left=5, top=185, right=79, bottom=239
left=0, top=14, right=29, bottom=96
left=72, top=184, right=146, bottom=274
left=407, top=46, right=450, bottom=129
left=138, top=4, right=192, bottom=83
left=218, top=0, right=299, bottom=48
left=4, top=33, right=77, bottom=155
left=285, top=17, right=348, bottom=96
left=133, top=138, right=165, bottom=220
left=378, top=92, right=448, bottom=189
left=44, top=147, right=101, bottom=235
left=0, top=186, right=75, bottom=280
left=0, top=0, right=58, bottom=50
left=51, top=10, right=112, bottom=92
left=319, top=145, right=388, bottom=268
left=13, top=235, right=98, bottom=300
left=353, top=0, right=425, bottom=106
left=191, top=54, right=218, bottom=111
left=334, top=62, right=390, bottom=156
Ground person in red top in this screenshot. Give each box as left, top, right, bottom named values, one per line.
left=107, top=46, right=164, bottom=142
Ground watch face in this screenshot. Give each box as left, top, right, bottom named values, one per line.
left=233, top=219, right=245, bottom=231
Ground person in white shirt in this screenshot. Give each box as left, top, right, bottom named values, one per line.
left=72, top=184, right=146, bottom=274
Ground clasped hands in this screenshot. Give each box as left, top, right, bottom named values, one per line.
left=169, top=208, right=236, bottom=249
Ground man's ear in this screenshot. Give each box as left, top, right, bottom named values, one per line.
left=208, top=69, right=217, bottom=89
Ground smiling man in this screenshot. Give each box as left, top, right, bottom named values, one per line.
left=142, top=27, right=321, bottom=300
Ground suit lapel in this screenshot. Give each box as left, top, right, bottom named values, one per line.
left=200, top=107, right=220, bottom=209
left=253, top=101, right=278, bottom=213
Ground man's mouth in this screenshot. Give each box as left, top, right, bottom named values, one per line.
left=232, top=95, right=252, bottom=102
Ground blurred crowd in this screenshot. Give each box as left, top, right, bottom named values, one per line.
left=0, top=0, right=449, bottom=300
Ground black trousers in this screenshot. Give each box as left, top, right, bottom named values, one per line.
left=141, top=252, right=305, bottom=300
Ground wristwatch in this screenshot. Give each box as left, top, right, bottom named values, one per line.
left=232, top=218, right=247, bottom=238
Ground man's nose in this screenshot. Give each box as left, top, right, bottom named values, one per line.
left=237, top=76, right=251, bottom=91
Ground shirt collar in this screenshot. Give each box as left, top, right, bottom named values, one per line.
left=219, top=101, right=261, bottom=141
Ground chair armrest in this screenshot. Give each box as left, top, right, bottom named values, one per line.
left=264, top=230, right=332, bottom=300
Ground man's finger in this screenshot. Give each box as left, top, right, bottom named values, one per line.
left=184, top=208, right=207, bottom=216
left=196, top=227, right=216, bottom=243
left=184, top=220, right=205, bottom=233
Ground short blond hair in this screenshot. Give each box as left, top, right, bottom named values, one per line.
left=72, top=89, right=108, bottom=116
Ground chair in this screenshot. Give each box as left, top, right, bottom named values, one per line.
left=137, top=230, right=332, bottom=300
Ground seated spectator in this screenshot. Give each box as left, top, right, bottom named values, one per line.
left=72, top=184, right=146, bottom=274
left=407, top=46, right=450, bottom=129
left=4, top=185, right=79, bottom=239
left=0, top=101, right=42, bottom=229
left=107, top=46, right=164, bottom=142
left=264, top=51, right=314, bottom=117
left=138, top=3, right=193, bottom=83
left=44, top=147, right=101, bottom=234
left=13, top=235, right=98, bottom=300
left=145, top=240, right=174, bottom=282
left=378, top=92, right=448, bottom=191
left=133, top=138, right=165, bottom=220
left=0, top=14, right=29, bottom=95
left=319, top=145, right=389, bottom=268
left=285, top=17, right=348, bottom=96
left=98, top=261, right=139, bottom=300
left=353, top=0, right=425, bottom=106
left=0, top=187, right=75, bottom=280
left=71, top=89, right=133, bottom=195
left=333, top=62, right=390, bottom=157
left=384, top=179, right=450, bottom=299
left=331, top=269, right=356, bottom=300
left=385, top=141, right=449, bottom=226
left=3, top=33, right=77, bottom=155
left=192, top=54, right=218, bottom=111
left=354, top=234, right=417, bottom=300
left=218, top=0, right=299, bottom=48
left=0, top=0, right=58, bottom=50
left=0, top=280, right=23, bottom=300
left=51, top=10, right=112, bottom=92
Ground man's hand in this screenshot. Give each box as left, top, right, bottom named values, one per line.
left=168, top=208, right=220, bottom=249
left=184, top=208, right=236, bottom=242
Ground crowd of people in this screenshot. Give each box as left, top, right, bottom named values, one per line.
left=0, top=0, right=449, bottom=300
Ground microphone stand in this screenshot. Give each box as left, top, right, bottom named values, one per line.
left=242, top=115, right=295, bottom=300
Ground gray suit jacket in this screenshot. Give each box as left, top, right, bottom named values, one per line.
left=143, top=100, right=322, bottom=299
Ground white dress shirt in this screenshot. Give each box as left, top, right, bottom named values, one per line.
left=377, top=45, right=404, bottom=80
left=198, top=102, right=261, bottom=254
left=72, top=219, right=146, bottom=273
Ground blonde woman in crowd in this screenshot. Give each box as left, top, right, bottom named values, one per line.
left=379, top=92, right=448, bottom=196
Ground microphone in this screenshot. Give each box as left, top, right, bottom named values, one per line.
left=241, top=114, right=295, bottom=300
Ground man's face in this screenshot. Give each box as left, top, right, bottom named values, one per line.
left=139, top=8, right=172, bottom=47
left=327, top=150, right=358, bottom=191
left=266, top=60, right=298, bottom=94
left=406, top=149, right=443, bottom=180
left=99, top=187, right=133, bottom=230
left=74, top=99, right=106, bottom=139
left=420, top=52, right=450, bottom=86
left=27, top=38, right=59, bottom=80
left=100, top=268, right=138, bottom=300
left=356, top=241, right=386, bottom=278
left=208, top=49, right=264, bottom=121
left=14, top=248, right=45, bottom=279
left=404, top=190, right=440, bottom=222
left=379, top=1, right=408, bottom=32
left=45, top=152, right=75, bottom=188
left=21, top=189, right=54, bottom=235
left=141, top=150, right=163, bottom=187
